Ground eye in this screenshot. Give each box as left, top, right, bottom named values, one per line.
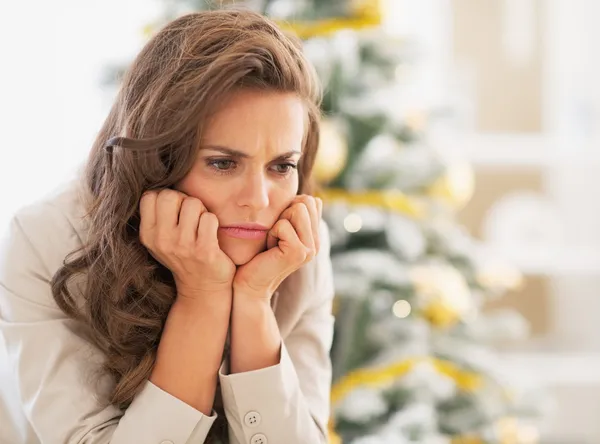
left=207, top=159, right=237, bottom=173
left=271, top=162, right=298, bottom=175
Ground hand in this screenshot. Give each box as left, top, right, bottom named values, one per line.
left=233, top=195, right=323, bottom=299
left=139, top=189, right=236, bottom=301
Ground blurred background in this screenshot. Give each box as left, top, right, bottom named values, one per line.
left=1, top=0, right=600, bottom=442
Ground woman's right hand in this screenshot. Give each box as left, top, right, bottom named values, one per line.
left=139, top=189, right=236, bottom=301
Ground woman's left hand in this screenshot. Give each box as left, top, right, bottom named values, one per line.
left=233, top=195, right=323, bottom=300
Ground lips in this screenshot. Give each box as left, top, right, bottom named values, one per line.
left=219, top=223, right=269, bottom=240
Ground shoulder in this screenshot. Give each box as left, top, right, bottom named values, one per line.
left=0, top=176, right=89, bottom=293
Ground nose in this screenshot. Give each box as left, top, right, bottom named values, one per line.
left=236, top=170, right=270, bottom=211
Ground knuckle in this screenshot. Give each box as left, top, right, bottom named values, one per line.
left=297, top=195, right=315, bottom=206
left=198, top=212, right=216, bottom=230
left=293, top=247, right=307, bottom=262
left=140, top=190, right=156, bottom=202
left=202, top=212, right=216, bottom=222
left=289, top=205, right=302, bottom=219
left=184, top=196, right=204, bottom=210
left=280, top=208, right=292, bottom=220
left=140, top=193, right=157, bottom=211
left=295, top=200, right=308, bottom=210
left=158, top=189, right=181, bottom=203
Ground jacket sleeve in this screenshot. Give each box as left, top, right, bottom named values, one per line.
left=0, top=204, right=217, bottom=444
left=218, top=221, right=336, bottom=444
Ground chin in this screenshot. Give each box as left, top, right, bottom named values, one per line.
left=219, top=237, right=266, bottom=266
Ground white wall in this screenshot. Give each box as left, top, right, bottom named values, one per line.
left=0, top=0, right=160, bottom=229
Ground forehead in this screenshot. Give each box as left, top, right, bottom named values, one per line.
left=202, top=89, right=307, bottom=154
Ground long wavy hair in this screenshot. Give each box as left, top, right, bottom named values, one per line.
left=50, top=8, right=322, bottom=441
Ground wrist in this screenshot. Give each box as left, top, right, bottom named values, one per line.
left=230, top=289, right=281, bottom=374
left=173, top=288, right=233, bottom=314
left=232, top=284, right=274, bottom=304
left=175, top=279, right=233, bottom=297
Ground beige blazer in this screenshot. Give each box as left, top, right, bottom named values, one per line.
left=0, top=178, right=335, bottom=444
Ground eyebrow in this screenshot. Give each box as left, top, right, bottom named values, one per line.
left=200, top=145, right=302, bottom=160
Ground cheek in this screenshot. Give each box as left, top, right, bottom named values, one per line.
left=270, top=181, right=298, bottom=213
left=175, top=173, right=227, bottom=213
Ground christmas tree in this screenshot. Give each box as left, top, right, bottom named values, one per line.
left=291, top=11, right=548, bottom=443
left=108, top=1, right=549, bottom=442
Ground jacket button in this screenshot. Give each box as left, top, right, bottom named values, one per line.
left=159, top=441, right=174, bottom=444
left=244, top=411, right=262, bottom=427
left=250, top=433, right=268, bottom=444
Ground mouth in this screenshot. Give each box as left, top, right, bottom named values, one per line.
left=219, top=223, right=269, bottom=240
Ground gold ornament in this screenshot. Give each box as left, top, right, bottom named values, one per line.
left=475, top=264, right=524, bottom=290
left=404, top=109, right=429, bottom=133
left=142, top=22, right=156, bottom=38
left=451, top=416, right=539, bottom=444
left=275, top=0, right=384, bottom=39
left=451, top=436, right=484, bottom=444
left=409, top=264, right=473, bottom=328
left=420, top=300, right=464, bottom=329
left=330, top=356, right=481, bottom=407
left=495, top=417, right=540, bottom=444
left=317, top=188, right=425, bottom=218
left=476, top=261, right=524, bottom=292
left=332, top=296, right=341, bottom=316
left=313, top=119, right=348, bottom=184
left=327, top=418, right=342, bottom=444
left=428, top=161, right=476, bottom=210
left=327, top=357, right=482, bottom=439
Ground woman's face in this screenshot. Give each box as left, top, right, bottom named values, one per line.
left=176, top=89, right=306, bottom=265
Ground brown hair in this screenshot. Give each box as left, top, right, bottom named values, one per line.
left=50, top=8, right=322, bottom=440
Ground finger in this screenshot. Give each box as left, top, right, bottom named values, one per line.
left=268, top=219, right=306, bottom=263
left=289, top=203, right=314, bottom=255
left=197, top=212, right=220, bottom=249
left=279, top=203, right=313, bottom=252
left=157, top=189, right=186, bottom=229
left=295, top=196, right=319, bottom=253
left=139, top=191, right=158, bottom=233
left=267, top=225, right=279, bottom=250
left=178, top=197, right=204, bottom=245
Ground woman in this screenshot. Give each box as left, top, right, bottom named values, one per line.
left=0, top=9, right=335, bottom=444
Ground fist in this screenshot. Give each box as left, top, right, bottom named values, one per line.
left=233, top=195, right=323, bottom=298
left=139, top=189, right=236, bottom=298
